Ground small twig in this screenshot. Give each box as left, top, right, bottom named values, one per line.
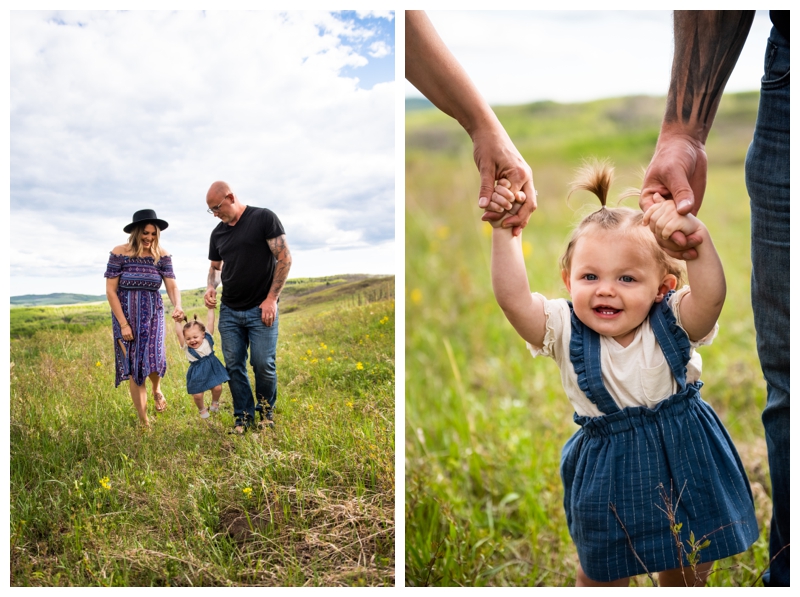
left=750, top=542, right=790, bottom=587
left=609, top=502, right=657, bottom=586
left=423, top=540, right=445, bottom=587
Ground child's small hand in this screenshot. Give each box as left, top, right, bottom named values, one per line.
left=642, top=192, right=702, bottom=245
left=487, top=179, right=525, bottom=228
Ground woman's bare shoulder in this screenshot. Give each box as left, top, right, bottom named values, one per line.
left=110, top=244, right=132, bottom=256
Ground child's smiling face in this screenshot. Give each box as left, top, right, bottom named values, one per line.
left=562, top=227, right=676, bottom=347
left=184, top=326, right=205, bottom=349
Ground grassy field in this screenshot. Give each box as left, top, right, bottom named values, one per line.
left=10, top=275, right=395, bottom=586
left=405, top=92, right=773, bottom=586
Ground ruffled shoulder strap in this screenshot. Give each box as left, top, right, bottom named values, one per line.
left=104, top=252, right=126, bottom=279
left=648, top=290, right=692, bottom=389
left=157, top=254, right=176, bottom=279
left=568, top=302, right=621, bottom=415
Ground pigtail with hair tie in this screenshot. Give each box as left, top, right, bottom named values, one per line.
left=568, top=158, right=614, bottom=208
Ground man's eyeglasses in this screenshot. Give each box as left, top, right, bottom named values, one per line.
left=207, top=194, right=231, bottom=215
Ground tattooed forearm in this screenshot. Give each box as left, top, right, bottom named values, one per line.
left=665, top=11, right=755, bottom=140
left=267, top=235, right=292, bottom=300
left=207, top=262, right=222, bottom=289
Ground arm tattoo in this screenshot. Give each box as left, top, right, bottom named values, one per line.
left=207, top=263, right=221, bottom=289
left=267, top=235, right=292, bottom=300
left=665, top=11, right=754, bottom=139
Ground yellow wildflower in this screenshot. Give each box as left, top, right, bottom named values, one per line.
left=356, top=362, right=364, bottom=370
left=327, top=357, right=332, bottom=362
left=410, top=288, right=422, bottom=304
left=346, top=401, right=354, bottom=408
left=522, top=241, right=533, bottom=258
left=99, top=476, right=111, bottom=490
left=95, top=361, right=101, bottom=367
left=243, top=487, right=253, bottom=499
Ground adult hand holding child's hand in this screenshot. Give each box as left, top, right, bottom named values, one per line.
left=204, top=288, right=217, bottom=309
left=476, top=128, right=536, bottom=236
left=642, top=192, right=702, bottom=259
left=485, top=178, right=525, bottom=229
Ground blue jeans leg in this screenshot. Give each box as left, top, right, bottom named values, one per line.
left=250, top=307, right=279, bottom=413
left=745, top=25, right=789, bottom=587
left=218, top=303, right=255, bottom=422
left=218, top=303, right=279, bottom=422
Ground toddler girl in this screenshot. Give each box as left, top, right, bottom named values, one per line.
left=175, top=309, right=230, bottom=419
left=489, top=162, right=758, bottom=586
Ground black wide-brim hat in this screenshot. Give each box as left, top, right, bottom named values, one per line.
left=123, top=209, right=169, bottom=233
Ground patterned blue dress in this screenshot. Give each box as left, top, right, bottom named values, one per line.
left=561, top=294, right=759, bottom=582
left=104, top=253, right=175, bottom=387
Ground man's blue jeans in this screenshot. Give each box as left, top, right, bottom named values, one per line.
left=745, top=25, right=789, bottom=587
left=218, top=303, right=278, bottom=423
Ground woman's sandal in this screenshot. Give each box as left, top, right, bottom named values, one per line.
left=154, top=392, right=167, bottom=413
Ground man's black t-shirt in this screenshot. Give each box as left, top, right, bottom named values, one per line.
left=208, top=206, right=285, bottom=310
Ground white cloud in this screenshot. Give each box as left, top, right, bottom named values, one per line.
left=406, top=10, right=772, bottom=105
left=11, top=10, right=395, bottom=296
left=356, top=11, right=394, bottom=22
left=368, top=41, right=392, bottom=59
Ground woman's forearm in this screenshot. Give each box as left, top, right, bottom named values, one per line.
left=164, top=278, right=182, bottom=310
left=405, top=10, right=500, bottom=137
left=105, top=278, right=127, bottom=326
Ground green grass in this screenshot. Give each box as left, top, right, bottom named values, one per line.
left=10, top=276, right=395, bottom=586
left=405, top=93, right=771, bottom=587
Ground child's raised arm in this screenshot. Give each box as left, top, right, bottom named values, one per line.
left=206, top=308, right=216, bottom=335
left=643, top=194, right=725, bottom=341
left=491, top=221, right=547, bottom=349
left=174, top=320, right=186, bottom=348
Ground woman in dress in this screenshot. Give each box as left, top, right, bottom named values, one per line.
left=104, top=209, right=184, bottom=428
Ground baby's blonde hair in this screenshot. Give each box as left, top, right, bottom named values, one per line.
left=183, top=314, right=206, bottom=334
left=559, top=159, right=685, bottom=286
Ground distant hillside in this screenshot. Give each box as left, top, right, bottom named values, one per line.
left=11, top=293, right=107, bottom=307
left=405, top=97, right=434, bottom=111
left=10, top=274, right=393, bottom=308
left=9, top=274, right=394, bottom=339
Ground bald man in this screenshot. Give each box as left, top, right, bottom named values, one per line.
left=204, top=181, right=292, bottom=434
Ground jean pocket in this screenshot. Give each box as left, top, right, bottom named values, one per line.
left=761, top=40, right=790, bottom=90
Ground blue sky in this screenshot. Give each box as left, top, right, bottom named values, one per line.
left=10, top=10, right=395, bottom=296
left=406, top=10, right=773, bottom=105
left=338, top=10, right=395, bottom=90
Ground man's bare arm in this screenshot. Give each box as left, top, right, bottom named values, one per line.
left=204, top=261, right=222, bottom=308
left=640, top=10, right=754, bottom=259
left=267, top=235, right=292, bottom=302
left=664, top=11, right=755, bottom=143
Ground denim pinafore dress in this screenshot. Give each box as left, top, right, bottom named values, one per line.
left=185, top=333, right=230, bottom=395
left=560, top=294, right=759, bottom=582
